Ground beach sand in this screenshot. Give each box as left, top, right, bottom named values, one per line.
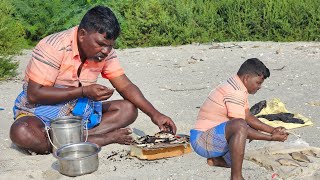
left=0, top=42, right=319, bottom=179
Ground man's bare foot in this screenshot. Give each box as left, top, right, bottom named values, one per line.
left=207, top=157, right=228, bottom=167
left=88, top=128, right=133, bottom=146
left=109, top=128, right=134, bottom=144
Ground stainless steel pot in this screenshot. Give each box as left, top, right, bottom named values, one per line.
left=49, top=116, right=84, bottom=153
left=53, top=142, right=101, bottom=177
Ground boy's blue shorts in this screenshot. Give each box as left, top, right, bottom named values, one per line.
left=190, top=121, right=231, bottom=167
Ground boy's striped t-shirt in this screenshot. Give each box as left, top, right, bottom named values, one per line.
left=194, top=75, right=249, bottom=131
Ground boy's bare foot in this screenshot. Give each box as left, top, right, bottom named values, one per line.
left=230, top=175, right=245, bottom=180
left=207, top=157, right=228, bottom=167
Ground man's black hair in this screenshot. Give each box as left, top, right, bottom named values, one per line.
left=78, top=5, right=120, bottom=40
left=237, top=58, right=270, bottom=79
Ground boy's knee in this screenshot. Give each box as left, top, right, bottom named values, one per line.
left=227, top=119, right=248, bottom=135
left=237, top=120, right=248, bottom=129
left=229, top=119, right=247, bottom=128
left=236, top=120, right=248, bottom=134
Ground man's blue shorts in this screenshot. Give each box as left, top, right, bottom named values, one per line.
left=14, top=89, right=102, bottom=130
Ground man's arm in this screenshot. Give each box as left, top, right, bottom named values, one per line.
left=245, top=108, right=275, bottom=133
left=27, top=79, right=114, bottom=105
left=110, top=74, right=177, bottom=133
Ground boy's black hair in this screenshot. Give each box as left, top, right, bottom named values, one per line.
left=78, top=5, right=120, bottom=40
left=237, top=58, right=270, bottom=79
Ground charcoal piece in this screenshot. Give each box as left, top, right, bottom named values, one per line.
left=250, top=100, right=267, bottom=115
left=145, top=136, right=157, bottom=143
left=257, top=113, right=304, bottom=124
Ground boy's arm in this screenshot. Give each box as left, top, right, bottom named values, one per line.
left=244, top=108, right=275, bottom=133
left=247, top=126, right=287, bottom=141
left=247, top=126, right=272, bottom=141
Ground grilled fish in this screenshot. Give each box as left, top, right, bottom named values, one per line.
left=277, top=158, right=301, bottom=167
left=301, top=150, right=317, bottom=157
left=290, top=152, right=311, bottom=162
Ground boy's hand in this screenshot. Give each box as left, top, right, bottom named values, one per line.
left=271, top=131, right=288, bottom=142
left=272, top=126, right=287, bottom=134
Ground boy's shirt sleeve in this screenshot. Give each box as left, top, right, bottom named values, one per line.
left=224, top=90, right=248, bottom=120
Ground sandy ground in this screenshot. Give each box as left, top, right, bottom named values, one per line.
left=0, top=42, right=319, bottom=180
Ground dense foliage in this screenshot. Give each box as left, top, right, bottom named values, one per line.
left=11, top=0, right=88, bottom=43
left=0, top=0, right=26, bottom=80
left=11, top=0, right=320, bottom=48
left=7, top=0, right=320, bottom=48
left=0, top=56, right=18, bottom=80
left=107, top=0, right=320, bottom=47
left=1, top=0, right=319, bottom=80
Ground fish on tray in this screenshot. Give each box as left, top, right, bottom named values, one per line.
left=277, top=158, right=301, bottom=167
left=133, top=131, right=190, bottom=147
left=290, top=152, right=311, bottom=163
left=301, top=150, right=320, bottom=158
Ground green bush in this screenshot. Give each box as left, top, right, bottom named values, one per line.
left=12, top=0, right=89, bottom=42
left=0, top=57, right=18, bottom=80
left=96, top=0, right=320, bottom=48
left=11, top=0, right=320, bottom=48
left=0, top=0, right=27, bottom=55
left=2, top=0, right=319, bottom=80
left=0, top=0, right=26, bottom=80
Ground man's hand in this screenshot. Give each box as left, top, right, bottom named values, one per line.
left=271, top=131, right=288, bottom=142
left=83, top=84, right=114, bottom=101
left=151, top=113, right=177, bottom=134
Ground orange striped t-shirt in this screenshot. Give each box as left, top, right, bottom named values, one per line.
left=24, top=26, right=124, bottom=87
left=194, top=75, right=249, bottom=131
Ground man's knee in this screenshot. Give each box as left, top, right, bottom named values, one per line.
left=122, top=100, right=138, bottom=119
left=10, top=119, right=32, bottom=145
left=10, top=117, right=48, bottom=151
